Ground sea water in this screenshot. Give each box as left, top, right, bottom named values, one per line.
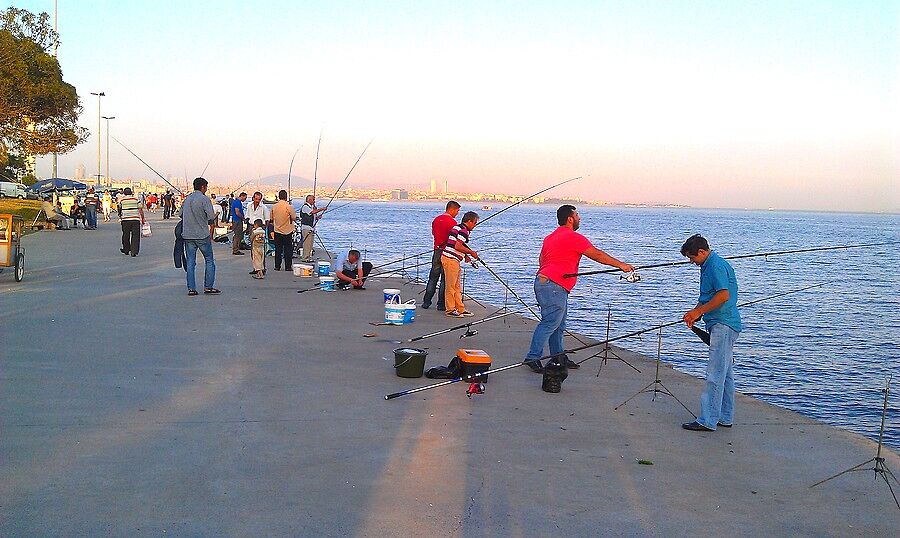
left=320, top=201, right=899, bottom=449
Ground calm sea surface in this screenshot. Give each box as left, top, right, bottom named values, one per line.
left=318, top=201, right=899, bottom=449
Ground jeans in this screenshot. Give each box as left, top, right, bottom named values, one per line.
left=525, top=276, right=568, bottom=362
left=232, top=220, right=244, bottom=253
left=696, top=323, right=739, bottom=430
left=185, top=238, right=216, bottom=290
left=338, top=262, right=373, bottom=288
left=422, top=249, right=446, bottom=309
left=121, top=220, right=141, bottom=255
left=274, top=231, right=293, bottom=269
left=85, top=205, right=97, bottom=228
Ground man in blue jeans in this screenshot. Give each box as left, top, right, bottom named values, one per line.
left=680, top=234, right=742, bottom=431
left=181, top=177, right=220, bottom=296
left=523, top=205, right=633, bottom=391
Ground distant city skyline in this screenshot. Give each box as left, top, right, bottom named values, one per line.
left=15, top=0, right=900, bottom=213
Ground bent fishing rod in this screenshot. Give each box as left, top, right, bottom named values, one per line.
left=565, top=241, right=900, bottom=279
left=287, top=144, right=302, bottom=197
left=313, top=128, right=323, bottom=199
left=474, top=176, right=581, bottom=229
left=112, top=136, right=184, bottom=195
left=367, top=229, right=507, bottom=273
left=408, top=309, right=525, bottom=342
left=323, top=137, right=374, bottom=211
left=384, top=280, right=832, bottom=400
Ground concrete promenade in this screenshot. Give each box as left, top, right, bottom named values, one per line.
left=2, top=214, right=898, bottom=536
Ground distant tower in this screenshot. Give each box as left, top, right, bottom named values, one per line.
left=442, top=179, right=448, bottom=193
left=74, top=163, right=86, bottom=180
left=430, top=179, right=437, bottom=194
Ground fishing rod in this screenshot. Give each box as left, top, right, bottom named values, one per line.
left=478, top=258, right=589, bottom=345
left=565, top=241, right=900, bottom=279
left=474, top=176, right=580, bottom=229
left=368, top=229, right=507, bottom=273
left=408, top=309, right=525, bottom=342
left=327, top=199, right=356, bottom=213
left=199, top=156, right=213, bottom=178
left=229, top=178, right=255, bottom=197
left=287, top=144, right=302, bottom=197
left=112, top=136, right=184, bottom=195
left=384, top=280, right=832, bottom=400
left=323, top=137, right=375, bottom=211
left=313, top=128, right=323, bottom=199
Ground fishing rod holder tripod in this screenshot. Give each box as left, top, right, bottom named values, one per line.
left=614, top=328, right=696, bottom=418
left=592, top=305, right=641, bottom=374
left=810, top=375, right=899, bottom=510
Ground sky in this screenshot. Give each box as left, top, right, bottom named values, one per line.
left=9, top=0, right=900, bottom=212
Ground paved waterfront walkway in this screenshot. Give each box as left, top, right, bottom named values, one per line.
left=2, top=215, right=898, bottom=536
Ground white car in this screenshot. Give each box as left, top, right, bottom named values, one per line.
left=0, top=180, right=27, bottom=199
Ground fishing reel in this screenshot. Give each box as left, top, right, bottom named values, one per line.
left=620, top=271, right=641, bottom=283
left=460, top=327, right=478, bottom=339
left=466, top=382, right=485, bottom=398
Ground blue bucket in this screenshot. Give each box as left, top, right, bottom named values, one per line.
left=403, top=301, right=416, bottom=324
left=384, top=296, right=405, bottom=325
left=383, top=288, right=400, bottom=303
left=317, top=261, right=331, bottom=276
left=319, top=276, right=335, bottom=291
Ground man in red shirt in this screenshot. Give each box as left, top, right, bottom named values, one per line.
left=422, top=200, right=461, bottom=310
left=525, top=205, right=634, bottom=389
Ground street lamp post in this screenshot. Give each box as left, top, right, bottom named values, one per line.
left=90, top=91, right=105, bottom=186
left=101, top=116, right=116, bottom=187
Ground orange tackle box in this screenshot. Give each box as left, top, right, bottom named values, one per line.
left=457, top=348, right=492, bottom=382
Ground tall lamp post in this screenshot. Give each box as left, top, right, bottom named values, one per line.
left=90, top=91, right=105, bottom=186
left=51, top=0, right=58, bottom=178
left=101, top=116, right=115, bottom=187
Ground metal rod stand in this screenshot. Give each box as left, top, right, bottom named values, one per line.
left=810, top=375, right=899, bottom=510
left=595, top=305, right=641, bottom=374
left=614, top=329, right=696, bottom=418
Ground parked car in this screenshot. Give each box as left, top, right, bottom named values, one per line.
left=0, top=180, right=27, bottom=199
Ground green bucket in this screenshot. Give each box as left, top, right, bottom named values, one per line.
left=394, top=348, right=428, bottom=378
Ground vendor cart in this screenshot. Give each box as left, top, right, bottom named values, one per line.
left=0, top=214, right=25, bottom=281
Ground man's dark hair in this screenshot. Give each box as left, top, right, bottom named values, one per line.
left=681, top=234, right=710, bottom=256
left=278, top=190, right=288, bottom=200
left=254, top=218, right=263, bottom=227
left=557, top=204, right=577, bottom=226
left=349, top=249, right=361, bottom=258
left=123, top=187, right=133, bottom=195
left=193, top=177, right=208, bottom=191
left=461, top=211, right=479, bottom=224
left=253, top=191, right=262, bottom=198
left=446, top=200, right=461, bottom=211
left=239, top=192, right=247, bottom=197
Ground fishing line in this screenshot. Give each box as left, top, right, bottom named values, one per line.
left=313, top=128, right=323, bottom=199
left=112, top=136, right=184, bottom=195
left=473, top=176, right=580, bottom=229
left=323, top=138, right=375, bottom=211
left=287, top=144, right=302, bottom=197
left=384, top=280, right=832, bottom=400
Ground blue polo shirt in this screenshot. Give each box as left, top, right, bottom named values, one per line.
left=230, top=198, right=244, bottom=221
left=699, top=251, right=741, bottom=332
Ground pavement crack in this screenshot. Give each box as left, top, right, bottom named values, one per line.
left=452, top=475, right=486, bottom=534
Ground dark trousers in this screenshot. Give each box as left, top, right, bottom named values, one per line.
left=85, top=205, right=97, bottom=228
left=232, top=219, right=244, bottom=253
left=163, top=202, right=172, bottom=219
left=422, top=248, right=446, bottom=309
left=121, top=220, right=141, bottom=255
left=340, top=262, right=373, bottom=288
left=274, top=232, right=294, bottom=269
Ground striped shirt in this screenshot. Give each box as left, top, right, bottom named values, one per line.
left=118, top=196, right=142, bottom=221
left=442, top=224, right=470, bottom=261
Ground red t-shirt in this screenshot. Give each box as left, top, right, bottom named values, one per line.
left=432, top=213, right=457, bottom=249
left=537, top=226, right=593, bottom=292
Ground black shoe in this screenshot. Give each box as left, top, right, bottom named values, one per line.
left=682, top=421, right=714, bottom=432
left=717, top=422, right=733, bottom=428
left=233, top=251, right=245, bottom=255
left=524, top=360, right=543, bottom=373
left=131, top=253, right=137, bottom=257
left=249, top=270, right=256, bottom=274
left=437, top=306, right=446, bottom=311
left=421, top=303, right=431, bottom=309
left=564, top=357, right=580, bottom=369
left=120, top=248, right=128, bottom=255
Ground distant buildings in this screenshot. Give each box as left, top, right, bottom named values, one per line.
left=391, top=189, right=409, bottom=200
left=74, top=163, right=85, bottom=180
left=428, top=178, right=449, bottom=194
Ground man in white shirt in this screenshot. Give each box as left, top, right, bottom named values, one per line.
left=211, top=194, right=222, bottom=226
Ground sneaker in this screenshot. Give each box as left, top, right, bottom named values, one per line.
left=445, top=310, right=462, bottom=317
left=459, top=311, right=475, bottom=317
left=717, top=422, right=733, bottom=428
left=421, top=303, right=431, bottom=310
left=233, top=251, right=245, bottom=255
left=682, top=421, right=714, bottom=432
left=564, top=357, right=580, bottom=370
left=523, top=359, right=543, bottom=373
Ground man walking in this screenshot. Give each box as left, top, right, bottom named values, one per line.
left=181, top=177, right=219, bottom=296
left=117, top=187, right=146, bottom=256
left=440, top=211, right=479, bottom=318
left=84, top=187, right=99, bottom=229
left=163, top=190, right=174, bottom=219
left=299, top=194, right=326, bottom=261
left=523, top=205, right=633, bottom=387
left=680, top=234, right=741, bottom=432
left=230, top=192, right=247, bottom=255
left=271, top=190, right=297, bottom=270
left=422, top=201, right=460, bottom=310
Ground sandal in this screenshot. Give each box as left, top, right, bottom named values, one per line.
left=203, top=288, right=221, bottom=294
left=188, top=290, right=198, bottom=296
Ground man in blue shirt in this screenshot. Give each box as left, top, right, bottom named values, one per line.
left=680, top=234, right=742, bottom=432
left=230, top=192, right=247, bottom=255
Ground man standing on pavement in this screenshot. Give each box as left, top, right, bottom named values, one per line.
left=271, top=190, right=297, bottom=271
left=230, top=192, right=247, bottom=255
left=440, top=211, right=479, bottom=318
left=163, top=190, right=174, bottom=219
left=299, top=194, right=326, bottom=262
left=117, top=187, right=146, bottom=256
left=84, top=187, right=99, bottom=229
left=680, top=234, right=741, bottom=432
left=523, top=205, right=633, bottom=387
left=181, top=177, right=219, bottom=296
left=422, top=200, right=460, bottom=311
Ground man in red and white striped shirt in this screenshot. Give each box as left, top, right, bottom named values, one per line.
left=440, top=211, right=479, bottom=317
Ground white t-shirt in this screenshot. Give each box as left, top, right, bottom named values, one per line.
left=213, top=204, right=223, bottom=217
left=245, top=201, right=270, bottom=224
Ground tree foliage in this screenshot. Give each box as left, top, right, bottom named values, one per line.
left=0, top=7, right=87, bottom=175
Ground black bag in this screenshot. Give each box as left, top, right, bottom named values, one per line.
left=425, top=356, right=463, bottom=379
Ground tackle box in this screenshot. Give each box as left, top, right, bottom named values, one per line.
left=457, top=348, right=492, bottom=382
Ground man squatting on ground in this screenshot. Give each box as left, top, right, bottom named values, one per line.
left=422, top=200, right=461, bottom=311
left=441, top=211, right=479, bottom=318
left=117, top=187, right=146, bottom=256
left=181, top=177, right=220, bottom=296
left=680, top=234, right=741, bottom=432
left=524, top=205, right=633, bottom=391
left=334, top=249, right=373, bottom=290
left=299, top=195, right=327, bottom=262
left=230, top=192, right=247, bottom=255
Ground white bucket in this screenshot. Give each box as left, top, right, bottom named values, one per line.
left=294, top=263, right=313, bottom=277
left=403, top=300, right=416, bottom=324
left=384, top=296, right=405, bottom=325
left=383, top=288, right=401, bottom=303
left=317, top=261, right=331, bottom=276
left=319, top=276, right=335, bottom=291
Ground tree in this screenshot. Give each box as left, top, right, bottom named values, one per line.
left=0, top=7, right=87, bottom=179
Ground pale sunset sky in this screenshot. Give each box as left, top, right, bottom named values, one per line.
left=11, top=0, right=900, bottom=212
